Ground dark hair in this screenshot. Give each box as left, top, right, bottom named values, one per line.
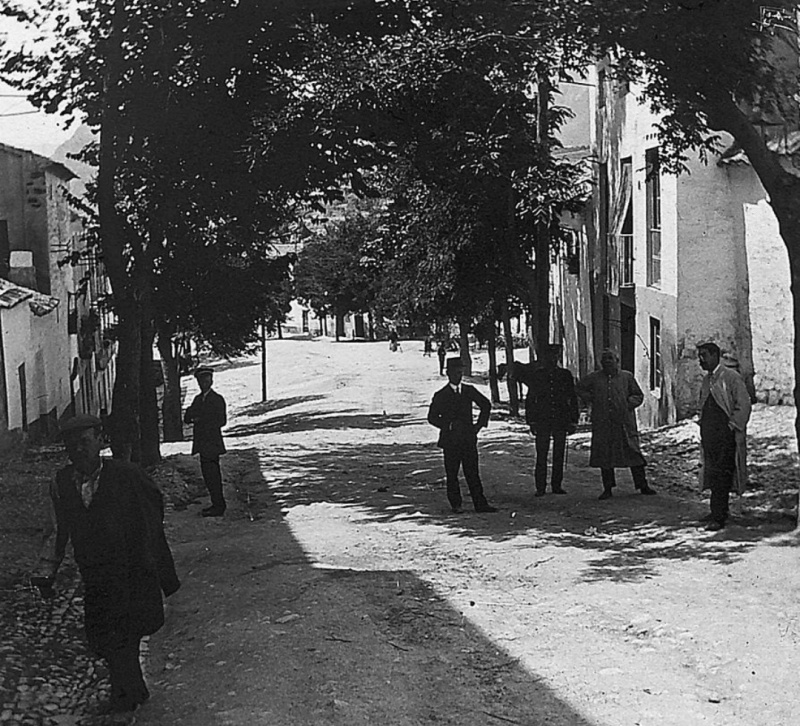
left=697, top=342, right=721, bottom=358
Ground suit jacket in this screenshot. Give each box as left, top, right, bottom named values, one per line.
left=516, top=365, right=578, bottom=430
left=39, top=459, right=180, bottom=654
left=427, top=383, right=491, bottom=449
left=184, top=388, right=227, bottom=457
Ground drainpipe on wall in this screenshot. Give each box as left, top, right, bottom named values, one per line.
left=0, top=311, right=8, bottom=433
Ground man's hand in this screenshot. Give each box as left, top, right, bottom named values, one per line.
left=473, top=423, right=484, bottom=435
left=30, top=576, right=55, bottom=600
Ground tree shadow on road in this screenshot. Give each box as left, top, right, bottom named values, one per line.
left=234, top=394, right=327, bottom=418
left=139, top=446, right=604, bottom=726
left=226, top=410, right=418, bottom=437
left=241, top=425, right=795, bottom=584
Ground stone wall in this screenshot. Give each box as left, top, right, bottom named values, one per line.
left=744, top=199, right=794, bottom=404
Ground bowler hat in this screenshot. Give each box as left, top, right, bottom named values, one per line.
left=194, top=365, right=214, bottom=377
left=59, top=414, right=102, bottom=438
left=445, top=357, right=463, bottom=370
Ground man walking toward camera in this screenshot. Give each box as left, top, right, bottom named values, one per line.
left=31, top=415, right=180, bottom=718
left=697, top=342, right=751, bottom=531
left=427, top=357, right=497, bottom=513
left=184, top=365, right=228, bottom=517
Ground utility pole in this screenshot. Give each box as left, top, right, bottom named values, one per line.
left=261, top=320, right=268, bottom=402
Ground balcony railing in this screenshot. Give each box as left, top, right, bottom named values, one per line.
left=619, top=233, right=634, bottom=287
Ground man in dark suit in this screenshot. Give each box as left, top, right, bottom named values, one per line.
left=184, top=366, right=228, bottom=517
left=31, top=414, right=180, bottom=716
left=512, top=344, right=579, bottom=496
left=427, top=357, right=497, bottom=514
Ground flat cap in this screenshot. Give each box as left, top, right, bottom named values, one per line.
left=445, top=357, right=464, bottom=370
left=59, top=414, right=102, bottom=437
left=194, top=365, right=214, bottom=377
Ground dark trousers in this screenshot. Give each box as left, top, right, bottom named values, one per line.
left=200, top=454, right=225, bottom=509
left=601, top=465, right=648, bottom=490
left=438, top=355, right=446, bottom=375
left=103, top=637, right=149, bottom=711
left=443, top=441, right=488, bottom=510
left=703, top=432, right=736, bottom=524
left=534, top=427, right=567, bottom=492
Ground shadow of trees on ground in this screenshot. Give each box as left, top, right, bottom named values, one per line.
left=235, top=419, right=795, bottom=585
left=141, top=446, right=603, bottom=726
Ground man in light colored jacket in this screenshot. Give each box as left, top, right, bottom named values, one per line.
left=697, top=342, right=752, bottom=531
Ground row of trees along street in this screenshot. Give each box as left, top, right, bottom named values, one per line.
left=2, top=1, right=800, bottom=474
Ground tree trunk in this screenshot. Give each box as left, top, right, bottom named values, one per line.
left=107, top=299, right=141, bottom=461
left=157, top=328, right=183, bottom=443
left=486, top=321, right=500, bottom=403
left=532, top=78, right=552, bottom=357
left=139, top=314, right=160, bottom=467
left=277, top=321, right=283, bottom=339
left=501, top=301, right=520, bottom=416
left=457, top=318, right=472, bottom=375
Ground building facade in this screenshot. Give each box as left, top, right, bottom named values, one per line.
left=0, top=143, right=114, bottom=448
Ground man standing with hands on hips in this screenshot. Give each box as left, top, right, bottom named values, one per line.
left=427, top=357, right=497, bottom=514
left=184, top=365, right=228, bottom=517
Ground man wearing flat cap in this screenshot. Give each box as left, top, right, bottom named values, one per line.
left=184, top=365, right=228, bottom=516
left=31, top=414, right=180, bottom=717
left=427, top=357, right=497, bottom=513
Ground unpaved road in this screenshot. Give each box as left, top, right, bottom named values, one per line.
left=135, top=338, right=800, bottom=726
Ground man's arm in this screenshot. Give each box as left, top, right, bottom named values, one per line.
left=427, top=392, right=444, bottom=429
left=627, top=373, right=645, bottom=409
left=575, top=374, right=594, bottom=404
left=565, top=371, right=580, bottom=424
left=729, top=372, right=752, bottom=431
left=469, top=386, right=492, bottom=430
left=208, top=393, right=227, bottom=429
left=183, top=396, right=197, bottom=424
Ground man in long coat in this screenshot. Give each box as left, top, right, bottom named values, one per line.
left=32, top=414, right=180, bottom=716
left=184, top=365, right=228, bottom=516
left=577, top=349, right=656, bottom=499
left=513, top=344, right=579, bottom=496
left=697, top=342, right=751, bottom=531
left=427, top=357, right=497, bottom=513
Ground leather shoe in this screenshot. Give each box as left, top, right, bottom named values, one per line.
left=475, top=504, right=498, bottom=513
left=639, top=486, right=657, bottom=495
left=534, top=490, right=546, bottom=498
left=552, top=488, right=567, bottom=495
left=705, top=520, right=725, bottom=532
left=201, top=507, right=226, bottom=517
left=598, top=490, right=613, bottom=500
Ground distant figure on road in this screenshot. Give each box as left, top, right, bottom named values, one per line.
left=576, top=349, right=656, bottom=499
left=184, top=365, right=228, bottom=517
left=436, top=340, right=447, bottom=375
left=512, top=344, right=579, bottom=496
left=389, top=329, right=401, bottom=352
left=697, top=342, right=751, bottom=531
left=427, top=357, right=497, bottom=514
left=31, top=414, right=180, bottom=717
left=423, top=335, right=433, bottom=357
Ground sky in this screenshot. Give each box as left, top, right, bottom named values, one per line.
left=0, top=80, right=74, bottom=156
left=0, top=8, right=76, bottom=157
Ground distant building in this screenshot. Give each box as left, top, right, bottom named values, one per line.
left=0, top=142, right=113, bottom=448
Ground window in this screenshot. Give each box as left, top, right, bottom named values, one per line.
left=649, top=317, right=662, bottom=391
left=598, top=69, right=607, bottom=109
left=645, top=148, right=662, bottom=287
left=619, top=158, right=634, bottom=287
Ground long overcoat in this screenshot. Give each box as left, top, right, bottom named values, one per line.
left=698, top=364, right=751, bottom=494
left=184, top=389, right=227, bottom=457
left=41, top=459, right=180, bottom=655
left=576, top=369, right=646, bottom=468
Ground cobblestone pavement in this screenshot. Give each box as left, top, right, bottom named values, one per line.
left=0, top=403, right=796, bottom=724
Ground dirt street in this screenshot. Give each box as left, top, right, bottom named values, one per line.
left=3, top=337, right=799, bottom=725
